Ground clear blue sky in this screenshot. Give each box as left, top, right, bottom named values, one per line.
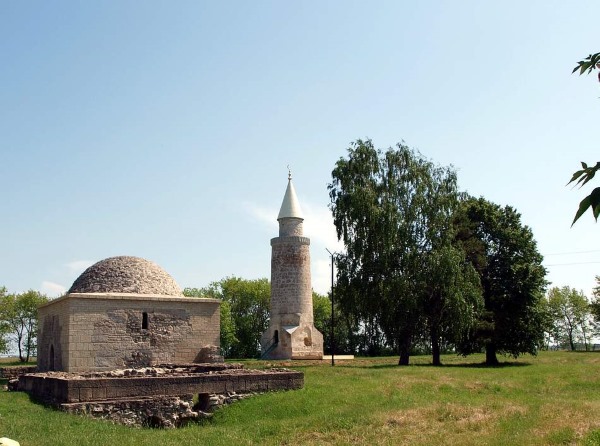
left=1, top=1, right=599, bottom=297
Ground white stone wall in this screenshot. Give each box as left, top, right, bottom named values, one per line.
left=278, top=218, right=304, bottom=237
left=38, top=293, right=220, bottom=373
left=38, top=296, right=71, bottom=371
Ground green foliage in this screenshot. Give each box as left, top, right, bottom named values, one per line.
left=312, top=291, right=331, bottom=339
left=567, top=162, right=600, bottom=225
left=588, top=276, right=600, bottom=334
left=0, top=286, right=10, bottom=354
left=420, top=245, right=483, bottom=365
left=0, top=288, right=48, bottom=362
left=328, top=139, right=481, bottom=365
left=183, top=286, right=238, bottom=357
left=2, top=352, right=600, bottom=445
left=312, top=291, right=358, bottom=355
left=547, top=286, right=593, bottom=351
left=569, top=52, right=600, bottom=226
left=454, top=197, right=548, bottom=365
left=572, top=52, right=600, bottom=76
left=185, top=277, right=270, bottom=359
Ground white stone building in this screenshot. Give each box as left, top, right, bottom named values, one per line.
left=37, top=256, right=220, bottom=373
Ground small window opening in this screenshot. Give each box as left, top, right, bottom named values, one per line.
left=142, top=312, right=149, bottom=330
left=195, top=393, right=211, bottom=412
left=274, top=330, right=279, bottom=344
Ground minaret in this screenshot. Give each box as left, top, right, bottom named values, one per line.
left=260, top=172, right=324, bottom=360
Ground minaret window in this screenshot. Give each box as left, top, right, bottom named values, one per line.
left=142, top=312, right=149, bottom=330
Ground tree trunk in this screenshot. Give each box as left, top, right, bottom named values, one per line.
left=485, top=342, right=499, bottom=366
left=569, top=335, right=575, bottom=351
left=17, top=333, right=24, bottom=362
left=398, top=336, right=411, bottom=366
left=431, top=328, right=441, bottom=366
left=581, top=326, right=589, bottom=351
left=25, top=330, right=32, bottom=362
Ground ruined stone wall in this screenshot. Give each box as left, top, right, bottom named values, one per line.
left=38, top=296, right=70, bottom=371
left=0, top=366, right=37, bottom=379
left=39, top=293, right=220, bottom=373
left=61, top=392, right=259, bottom=428
left=18, top=368, right=304, bottom=404
left=289, top=325, right=324, bottom=359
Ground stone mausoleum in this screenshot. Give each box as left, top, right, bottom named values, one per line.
left=37, top=256, right=220, bottom=373
left=260, top=174, right=324, bottom=360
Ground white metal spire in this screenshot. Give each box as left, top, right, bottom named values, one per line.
left=277, top=172, right=304, bottom=220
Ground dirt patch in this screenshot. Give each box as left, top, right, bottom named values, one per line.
left=381, top=402, right=527, bottom=438
left=535, top=400, right=600, bottom=442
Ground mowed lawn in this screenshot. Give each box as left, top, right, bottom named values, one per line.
left=2, top=351, right=600, bottom=445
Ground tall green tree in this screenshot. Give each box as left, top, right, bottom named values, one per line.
left=420, top=246, right=483, bottom=365
left=313, top=291, right=358, bottom=356
left=547, top=286, right=592, bottom=351
left=185, top=277, right=270, bottom=359
left=312, top=291, right=331, bottom=350
left=0, top=286, right=11, bottom=355
left=329, top=139, right=480, bottom=365
left=588, top=276, right=600, bottom=337
left=454, top=197, right=548, bottom=365
left=0, top=289, right=48, bottom=362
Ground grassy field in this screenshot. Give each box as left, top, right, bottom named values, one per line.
left=2, top=351, right=600, bottom=445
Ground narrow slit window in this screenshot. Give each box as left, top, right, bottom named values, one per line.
left=142, top=312, right=149, bottom=330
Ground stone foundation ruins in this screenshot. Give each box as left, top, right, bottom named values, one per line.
left=11, top=241, right=314, bottom=428
left=16, top=363, right=303, bottom=428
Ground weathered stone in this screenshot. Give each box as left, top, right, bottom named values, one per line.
left=62, top=395, right=208, bottom=428
left=261, top=177, right=323, bottom=360
left=0, top=366, right=37, bottom=380
left=194, top=345, right=224, bottom=363
left=37, top=291, right=221, bottom=373
left=68, top=256, right=183, bottom=296
left=19, top=364, right=303, bottom=406
left=16, top=364, right=303, bottom=428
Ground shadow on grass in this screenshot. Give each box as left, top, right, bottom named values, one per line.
left=347, top=361, right=532, bottom=370
left=566, top=350, right=600, bottom=354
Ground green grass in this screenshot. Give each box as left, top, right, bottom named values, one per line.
left=0, top=357, right=36, bottom=367
left=2, top=352, right=600, bottom=445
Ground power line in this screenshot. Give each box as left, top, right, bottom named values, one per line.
left=545, top=261, right=600, bottom=267
left=545, top=249, right=600, bottom=256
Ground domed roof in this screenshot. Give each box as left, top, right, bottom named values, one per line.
left=68, top=256, right=183, bottom=296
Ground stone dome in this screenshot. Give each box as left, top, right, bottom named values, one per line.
left=68, top=256, right=183, bottom=296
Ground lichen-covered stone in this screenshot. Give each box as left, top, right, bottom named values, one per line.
left=68, top=256, right=183, bottom=296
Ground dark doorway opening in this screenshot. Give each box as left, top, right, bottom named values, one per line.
left=49, top=344, right=55, bottom=371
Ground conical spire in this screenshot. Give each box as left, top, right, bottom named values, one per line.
left=277, top=171, right=303, bottom=220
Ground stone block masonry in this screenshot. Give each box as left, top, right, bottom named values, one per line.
left=17, top=364, right=304, bottom=428
left=261, top=176, right=324, bottom=360
left=38, top=293, right=220, bottom=373
left=19, top=366, right=303, bottom=405
left=0, top=366, right=36, bottom=380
